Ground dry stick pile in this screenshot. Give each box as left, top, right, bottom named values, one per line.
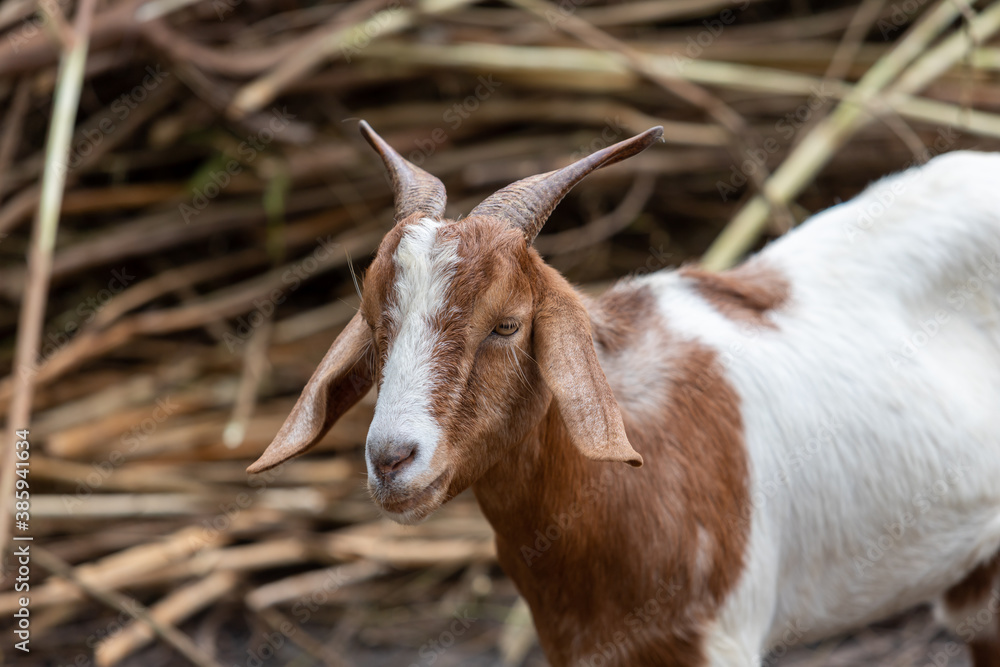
left=0, top=0, right=999, bottom=664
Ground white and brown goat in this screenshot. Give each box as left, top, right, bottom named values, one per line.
left=249, top=124, right=1000, bottom=666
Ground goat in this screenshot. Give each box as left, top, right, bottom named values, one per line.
left=249, top=123, right=1000, bottom=666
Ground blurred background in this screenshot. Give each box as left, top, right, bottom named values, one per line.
left=1, top=0, right=999, bottom=664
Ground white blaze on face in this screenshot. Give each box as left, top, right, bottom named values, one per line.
left=367, top=218, right=459, bottom=484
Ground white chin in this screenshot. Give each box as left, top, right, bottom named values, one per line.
left=381, top=507, right=431, bottom=526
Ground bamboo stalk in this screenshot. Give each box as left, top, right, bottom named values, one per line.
left=253, top=606, right=354, bottom=667
left=1, top=0, right=98, bottom=567
left=0, top=79, right=31, bottom=199
left=245, top=560, right=387, bottom=610
left=0, top=525, right=227, bottom=613
left=0, top=228, right=384, bottom=402
left=26, top=488, right=328, bottom=518
left=0, top=1, right=998, bottom=662
left=224, top=319, right=273, bottom=448
left=700, top=0, right=999, bottom=270
left=0, top=77, right=179, bottom=237
left=503, top=0, right=796, bottom=230
left=354, top=41, right=1000, bottom=140
left=95, top=570, right=239, bottom=666
left=229, top=0, right=420, bottom=118
left=33, top=546, right=226, bottom=667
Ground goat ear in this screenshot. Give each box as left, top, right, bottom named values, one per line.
left=533, top=269, right=643, bottom=468
left=247, top=312, right=373, bottom=473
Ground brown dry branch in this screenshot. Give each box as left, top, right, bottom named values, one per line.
left=0, top=0, right=997, bottom=664
left=31, top=546, right=226, bottom=667
left=1, top=0, right=98, bottom=565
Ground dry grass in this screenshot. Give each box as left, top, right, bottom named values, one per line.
left=1, top=0, right=999, bottom=664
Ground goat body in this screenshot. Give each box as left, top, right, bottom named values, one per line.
left=250, top=126, right=1000, bottom=666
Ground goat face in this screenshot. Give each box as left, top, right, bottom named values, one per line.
left=248, top=122, right=658, bottom=523
left=358, top=214, right=545, bottom=523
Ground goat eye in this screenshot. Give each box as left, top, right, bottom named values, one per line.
left=493, top=320, right=519, bottom=336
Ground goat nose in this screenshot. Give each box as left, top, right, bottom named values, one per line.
left=372, top=442, right=418, bottom=480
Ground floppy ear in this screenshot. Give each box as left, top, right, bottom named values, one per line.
left=248, top=312, right=373, bottom=473
left=532, top=267, right=643, bottom=467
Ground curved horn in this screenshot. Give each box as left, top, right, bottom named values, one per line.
left=469, top=126, right=663, bottom=243
left=359, top=120, right=447, bottom=222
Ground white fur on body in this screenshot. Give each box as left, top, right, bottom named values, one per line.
left=623, top=152, right=1000, bottom=663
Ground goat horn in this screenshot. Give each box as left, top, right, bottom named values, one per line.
left=359, top=120, right=447, bottom=222
left=469, top=126, right=663, bottom=243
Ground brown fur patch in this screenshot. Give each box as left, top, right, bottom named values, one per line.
left=429, top=219, right=546, bottom=497
left=680, top=260, right=789, bottom=328
left=590, top=285, right=656, bottom=353
left=474, top=279, right=750, bottom=667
